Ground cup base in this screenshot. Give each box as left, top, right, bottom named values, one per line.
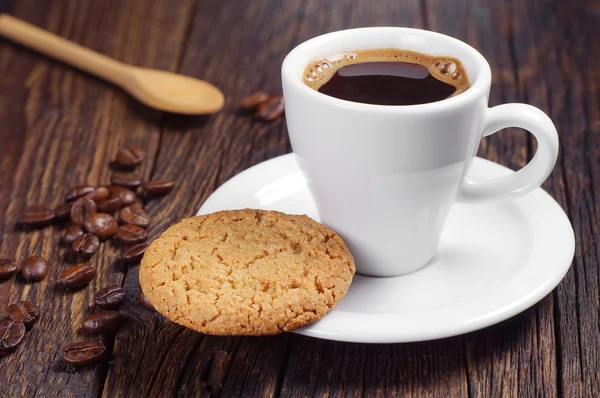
left=353, top=254, right=434, bottom=278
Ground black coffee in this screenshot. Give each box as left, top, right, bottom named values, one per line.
left=303, top=49, right=469, bottom=105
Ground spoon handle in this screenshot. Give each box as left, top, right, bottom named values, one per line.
left=0, top=14, right=129, bottom=85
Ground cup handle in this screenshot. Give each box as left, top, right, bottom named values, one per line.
left=457, top=103, right=559, bottom=204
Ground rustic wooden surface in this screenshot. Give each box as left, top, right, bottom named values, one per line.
left=0, top=0, right=598, bottom=396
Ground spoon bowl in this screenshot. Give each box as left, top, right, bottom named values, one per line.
left=124, top=67, right=225, bottom=114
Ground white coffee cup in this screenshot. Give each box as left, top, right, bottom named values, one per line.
left=281, top=27, right=558, bottom=277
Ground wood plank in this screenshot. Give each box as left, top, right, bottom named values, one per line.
left=105, top=0, right=309, bottom=395
left=425, top=0, right=561, bottom=396
left=0, top=0, right=194, bottom=396
left=280, top=337, right=367, bottom=397
left=515, top=1, right=600, bottom=396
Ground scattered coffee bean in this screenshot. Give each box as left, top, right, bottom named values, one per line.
left=86, top=187, right=110, bottom=203
left=81, top=311, right=125, bottom=334
left=20, top=205, right=55, bottom=227
left=54, top=202, right=74, bottom=220
left=72, top=234, right=100, bottom=257
left=94, top=285, right=126, bottom=310
left=97, top=196, right=123, bottom=213
left=21, top=255, right=49, bottom=282
left=108, top=185, right=137, bottom=206
left=131, top=199, right=144, bottom=209
left=116, top=224, right=148, bottom=244
left=62, top=341, right=105, bottom=367
left=83, top=213, right=118, bottom=240
left=118, top=207, right=151, bottom=228
left=121, top=243, right=148, bottom=264
left=115, top=146, right=145, bottom=168
left=61, top=224, right=84, bottom=245
left=8, top=301, right=40, bottom=329
left=240, top=91, right=270, bottom=110
left=65, top=186, right=95, bottom=202
left=255, top=95, right=284, bottom=121
left=142, top=179, right=175, bottom=196
left=0, top=259, right=18, bottom=280
left=137, top=290, right=154, bottom=310
left=0, top=319, right=26, bottom=352
left=60, top=265, right=97, bottom=289
left=70, top=198, right=97, bottom=225
left=110, top=172, right=142, bottom=189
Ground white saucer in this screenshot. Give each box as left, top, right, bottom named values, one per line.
left=198, top=154, right=575, bottom=343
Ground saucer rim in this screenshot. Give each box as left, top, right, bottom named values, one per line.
left=198, top=154, right=575, bottom=343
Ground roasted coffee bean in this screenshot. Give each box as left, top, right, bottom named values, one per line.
left=116, top=224, right=148, bottom=244
left=255, top=95, right=284, bottom=121
left=8, top=301, right=40, bottom=329
left=97, top=196, right=123, bottom=213
left=81, top=311, right=125, bottom=334
left=55, top=202, right=74, bottom=220
left=137, top=290, right=154, bottom=310
left=108, top=185, right=137, bottom=206
left=110, top=172, right=142, bottom=189
left=121, top=243, right=148, bottom=264
left=60, top=265, right=96, bottom=289
left=240, top=91, right=270, bottom=110
left=72, top=234, right=100, bottom=257
left=115, top=146, right=145, bottom=168
left=21, top=255, right=48, bottom=282
left=62, top=341, right=105, bottom=367
left=0, top=258, right=18, bottom=280
left=65, top=186, right=95, bottom=202
left=86, top=187, right=110, bottom=203
left=20, top=204, right=55, bottom=226
left=83, top=213, right=118, bottom=240
left=142, top=179, right=175, bottom=196
left=118, top=207, right=151, bottom=228
left=94, top=285, right=126, bottom=310
left=61, top=224, right=84, bottom=245
left=70, top=198, right=97, bottom=225
left=0, top=319, right=26, bottom=352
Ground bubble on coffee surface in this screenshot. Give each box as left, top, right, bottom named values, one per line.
left=439, top=61, right=456, bottom=75
left=303, top=48, right=469, bottom=97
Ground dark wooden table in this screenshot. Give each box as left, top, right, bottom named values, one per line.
left=1, top=0, right=598, bottom=396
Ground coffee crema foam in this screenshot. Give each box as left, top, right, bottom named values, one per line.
left=303, top=48, right=470, bottom=96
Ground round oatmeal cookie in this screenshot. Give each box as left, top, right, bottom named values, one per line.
left=139, top=209, right=355, bottom=335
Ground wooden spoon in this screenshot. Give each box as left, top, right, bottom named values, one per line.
left=0, top=14, right=224, bottom=114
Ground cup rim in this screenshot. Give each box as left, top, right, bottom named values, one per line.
left=282, top=27, right=492, bottom=114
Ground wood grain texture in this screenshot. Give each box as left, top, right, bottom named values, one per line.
left=1, top=0, right=598, bottom=397
left=426, top=1, right=559, bottom=397
left=0, top=0, right=194, bottom=397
